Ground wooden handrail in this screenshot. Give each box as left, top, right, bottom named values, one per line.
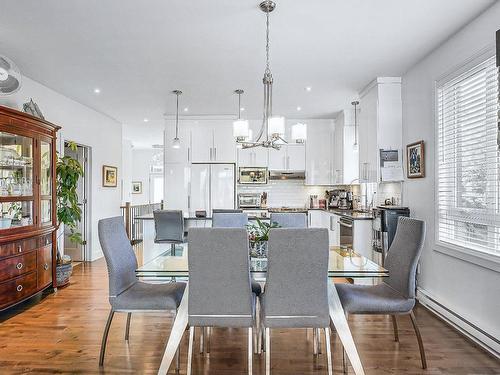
left=120, top=201, right=163, bottom=243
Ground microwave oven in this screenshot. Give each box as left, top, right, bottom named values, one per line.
left=238, top=193, right=262, bottom=208
left=238, top=167, right=268, bottom=184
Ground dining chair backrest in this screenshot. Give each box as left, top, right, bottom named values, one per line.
left=270, top=212, right=307, bottom=228
left=188, top=228, right=254, bottom=327
left=212, top=212, right=248, bottom=228
left=384, top=217, right=426, bottom=299
left=153, top=210, right=184, bottom=242
left=98, top=216, right=138, bottom=298
left=264, top=228, right=330, bottom=325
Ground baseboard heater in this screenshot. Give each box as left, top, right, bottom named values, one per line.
left=417, top=288, right=500, bottom=359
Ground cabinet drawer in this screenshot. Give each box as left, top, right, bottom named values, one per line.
left=0, top=237, right=39, bottom=258
left=0, top=271, right=38, bottom=309
left=37, top=245, right=53, bottom=288
left=0, top=252, right=37, bottom=283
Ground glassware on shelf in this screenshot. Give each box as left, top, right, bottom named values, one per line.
left=0, top=201, right=33, bottom=229
left=0, top=132, right=33, bottom=197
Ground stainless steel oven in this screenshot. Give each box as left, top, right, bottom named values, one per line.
left=339, top=216, right=353, bottom=248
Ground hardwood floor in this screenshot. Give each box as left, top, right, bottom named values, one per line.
left=0, top=260, right=498, bottom=375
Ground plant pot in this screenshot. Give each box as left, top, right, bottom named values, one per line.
left=56, top=263, right=73, bottom=288
left=250, top=240, right=268, bottom=258
left=0, top=218, right=12, bottom=229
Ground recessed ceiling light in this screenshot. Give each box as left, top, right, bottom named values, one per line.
left=143, top=118, right=149, bottom=122
left=94, top=88, right=101, bottom=94
left=183, top=107, right=189, bottom=112
left=240, top=107, right=245, bottom=111
left=305, top=86, right=312, bottom=92
left=296, top=106, right=302, bottom=111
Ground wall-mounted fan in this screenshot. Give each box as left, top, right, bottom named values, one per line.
left=0, top=55, right=22, bottom=95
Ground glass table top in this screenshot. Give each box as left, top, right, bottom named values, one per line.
left=136, top=244, right=387, bottom=278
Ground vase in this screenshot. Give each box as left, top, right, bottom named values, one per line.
left=250, top=240, right=268, bottom=258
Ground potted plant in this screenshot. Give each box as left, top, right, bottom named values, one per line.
left=55, top=141, right=84, bottom=287
left=247, top=218, right=280, bottom=258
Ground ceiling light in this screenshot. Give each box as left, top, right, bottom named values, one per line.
left=172, top=90, right=183, bottom=149
left=233, top=89, right=249, bottom=141
left=94, top=88, right=101, bottom=94
left=183, top=107, right=188, bottom=112
left=143, top=118, right=149, bottom=122
left=234, top=0, right=288, bottom=150
left=296, top=106, right=302, bottom=111
left=240, top=107, right=245, bottom=111
left=305, top=86, right=312, bottom=92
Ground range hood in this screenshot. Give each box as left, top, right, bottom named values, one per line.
left=269, top=171, right=305, bottom=180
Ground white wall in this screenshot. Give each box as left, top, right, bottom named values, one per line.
left=122, top=139, right=133, bottom=204
left=130, top=148, right=161, bottom=205
left=0, top=76, right=123, bottom=261
left=402, top=2, right=500, bottom=352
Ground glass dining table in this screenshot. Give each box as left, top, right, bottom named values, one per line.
left=137, top=244, right=387, bottom=375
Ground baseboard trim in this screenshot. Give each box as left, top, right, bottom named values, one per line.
left=417, top=288, right=500, bottom=359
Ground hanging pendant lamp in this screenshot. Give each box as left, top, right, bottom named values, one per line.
left=172, top=90, right=182, bottom=149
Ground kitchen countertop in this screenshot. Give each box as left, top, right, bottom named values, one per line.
left=309, top=208, right=374, bottom=220
left=135, top=213, right=265, bottom=221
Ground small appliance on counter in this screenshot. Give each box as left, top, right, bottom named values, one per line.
left=327, top=189, right=353, bottom=210
left=238, top=193, right=263, bottom=208
left=309, top=195, right=319, bottom=209
left=372, top=206, right=410, bottom=265
left=239, top=167, right=268, bottom=184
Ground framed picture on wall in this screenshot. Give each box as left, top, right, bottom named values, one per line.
left=132, top=181, right=142, bottom=194
left=406, top=141, right=425, bottom=178
left=102, top=165, right=118, bottom=187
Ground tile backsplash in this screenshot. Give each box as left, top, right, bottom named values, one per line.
left=238, top=181, right=332, bottom=208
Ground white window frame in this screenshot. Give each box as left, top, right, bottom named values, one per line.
left=433, top=46, right=500, bottom=272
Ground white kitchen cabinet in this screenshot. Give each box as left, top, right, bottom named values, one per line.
left=358, top=77, right=402, bottom=183
left=268, top=144, right=305, bottom=171
left=332, top=110, right=359, bottom=184
left=164, top=163, right=190, bottom=215
left=190, top=121, right=236, bottom=163
left=237, top=147, right=268, bottom=167
left=308, top=210, right=323, bottom=228
left=329, top=214, right=340, bottom=246
left=305, top=120, right=335, bottom=185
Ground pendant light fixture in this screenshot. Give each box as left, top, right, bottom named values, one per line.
left=352, top=100, right=359, bottom=152
left=172, top=90, right=182, bottom=149
left=233, top=89, right=249, bottom=141
left=233, top=1, right=287, bottom=150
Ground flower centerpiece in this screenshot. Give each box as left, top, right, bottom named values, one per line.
left=247, top=218, right=280, bottom=258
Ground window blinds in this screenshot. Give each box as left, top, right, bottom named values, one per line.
left=437, top=55, right=500, bottom=256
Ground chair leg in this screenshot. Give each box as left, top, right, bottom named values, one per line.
left=316, top=328, right=322, bottom=354
left=187, top=326, right=195, bottom=375
left=409, top=311, right=427, bottom=369
left=265, top=328, right=271, bottom=375
left=391, top=315, right=399, bottom=342
left=170, top=243, right=175, bottom=256
left=200, top=326, right=205, bottom=354
left=324, top=327, right=333, bottom=375
left=99, top=309, right=115, bottom=366
left=125, top=312, right=131, bottom=341
left=248, top=327, right=253, bottom=375
left=173, top=309, right=180, bottom=373
left=313, top=327, right=318, bottom=355
left=342, top=312, right=349, bottom=374
left=206, top=327, right=211, bottom=354
left=254, top=299, right=260, bottom=354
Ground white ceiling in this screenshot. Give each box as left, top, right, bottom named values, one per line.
left=0, top=0, right=494, bottom=148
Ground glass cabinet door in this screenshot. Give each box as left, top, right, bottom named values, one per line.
left=0, top=201, right=33, bottom=229
left=40, top=140, right=53, bottom=226
left=0, top=131, right=33, bottom=197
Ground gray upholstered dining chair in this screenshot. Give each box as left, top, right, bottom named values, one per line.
left=269, top=212, right=307, bottom=228
left=187, top=228, right=257, bottom=375
left=212, top=211, right=248, bottom=228
left=97, top=217, right=186, bottom=367
left=335, top=217, right=427, bottom=371
left=153, top=210, right=185, bottom=255
left=261, top=228, right=333, bottom=375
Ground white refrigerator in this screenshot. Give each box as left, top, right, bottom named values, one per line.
left=189, top=163, right=235, bottom=217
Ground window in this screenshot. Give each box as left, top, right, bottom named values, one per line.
left=436, top=55, right=500, bottom=257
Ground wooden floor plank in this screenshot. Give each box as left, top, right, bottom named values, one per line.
left=0, top=260, right=499, bottom=374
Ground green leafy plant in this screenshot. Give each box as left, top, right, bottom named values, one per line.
left=56, top=141, right=84, bottom=245
left=247, top=218, right=280, bottom=242
left=7, top=202, right=22, bottom=220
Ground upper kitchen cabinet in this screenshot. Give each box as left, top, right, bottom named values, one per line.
left=332, top=110, right=359, bottom=184
left=190, top=120, right=236, bottom=163
left=237, top=120, right=269, bottom=167
left=164, top=121, right=191, bottom=164
left=305, top=119, right=335, bottom=185
left=268, top=144, right=305, bottom=171
left=358, top=77, right=402, bottom=183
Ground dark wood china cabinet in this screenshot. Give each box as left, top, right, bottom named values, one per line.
left=0, top=105, right=59, bottom=311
